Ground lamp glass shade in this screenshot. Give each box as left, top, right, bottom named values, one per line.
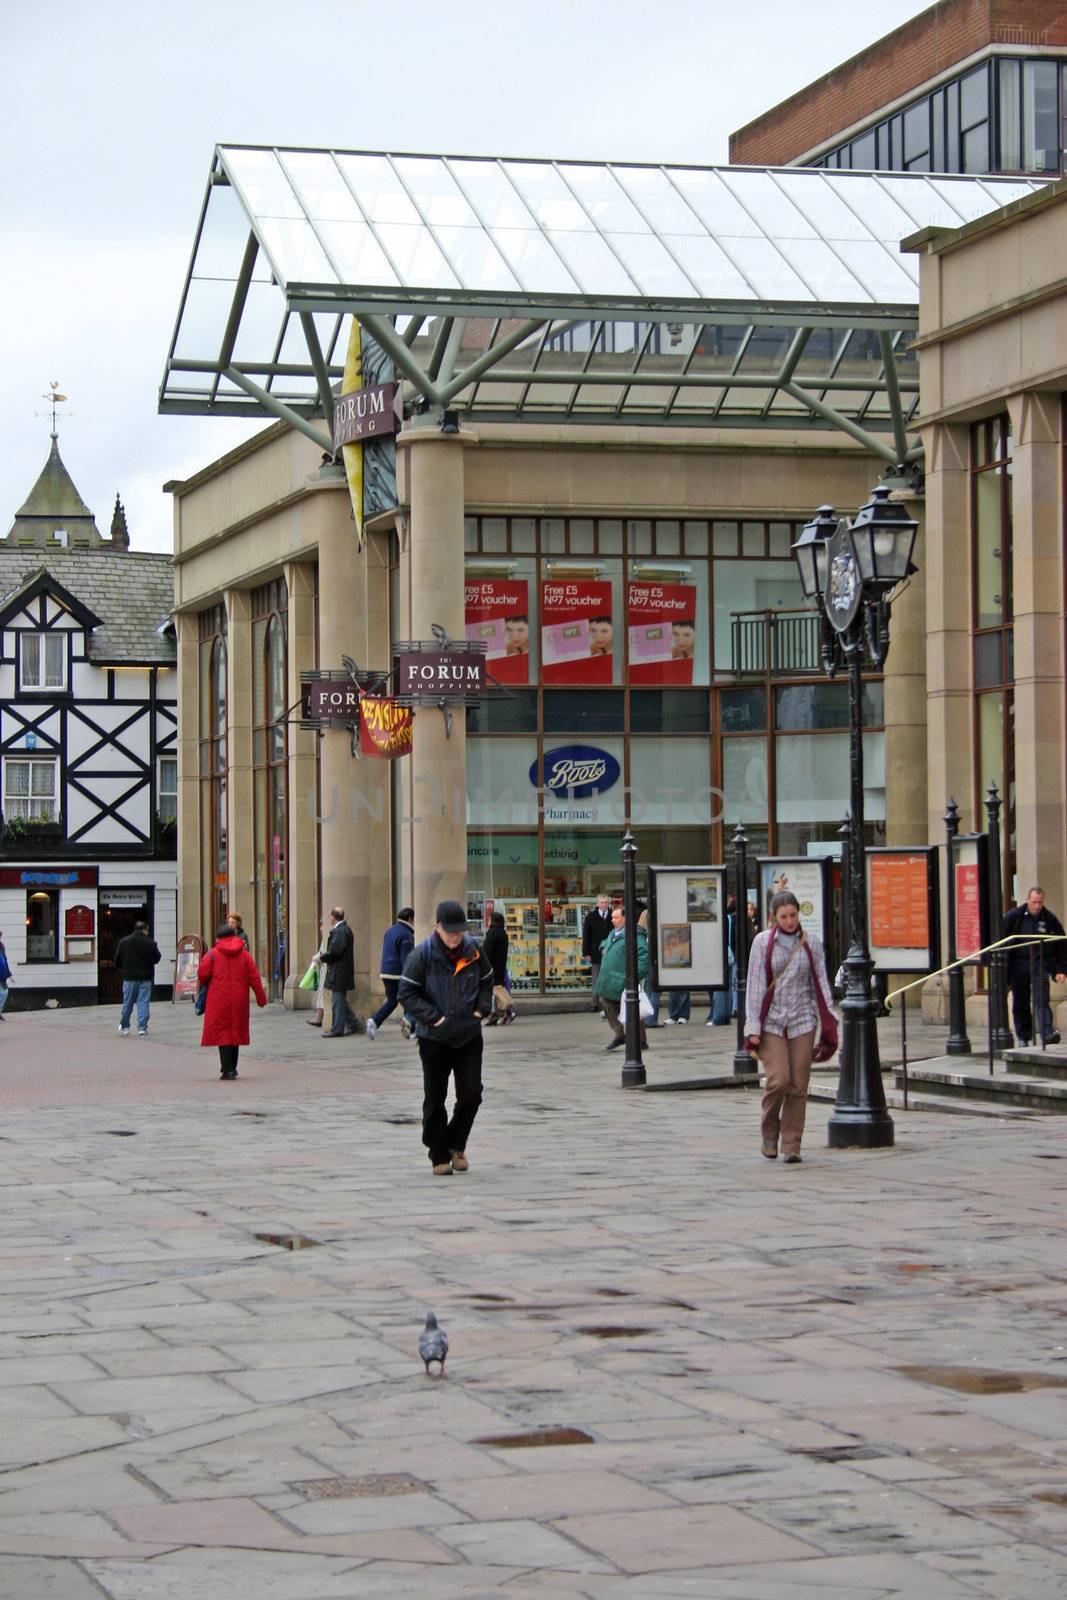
left=849, top=485, right=917, bottom=587
left=792, top=505, right=837, bottom=601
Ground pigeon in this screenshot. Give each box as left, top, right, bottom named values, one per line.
left=418, top=1311, right=448, bottom=1377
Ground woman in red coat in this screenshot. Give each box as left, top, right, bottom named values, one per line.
left=198, top=926, right=267, bottom=1079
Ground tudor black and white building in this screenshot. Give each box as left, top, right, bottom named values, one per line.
left=0, top=432, right=177, bottom=1007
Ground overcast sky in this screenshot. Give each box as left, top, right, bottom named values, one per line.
left=2, top=0, right=932, bottom=553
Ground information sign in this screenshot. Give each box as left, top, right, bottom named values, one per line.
left=64, top=904, right=95, bottom=938
left=757, top=857, right=832, bottom=949
left=173, top=935, right=205, bottom=1002
left=865, top=846, right=940, bottom=973
left=954, top=833, right=990, bottom=964
left=647, top=865, right=728, bottom=990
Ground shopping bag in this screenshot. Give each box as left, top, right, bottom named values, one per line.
left=619, top=987, right=654, bottom=1025
left=298, top=962, right=319, bottom=992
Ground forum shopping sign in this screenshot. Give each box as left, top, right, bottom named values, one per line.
left=541, top=580, right=613, bottom=684
left=465, top=579, right=530, bottom=684
left=627, top=582, right=698, bottom=685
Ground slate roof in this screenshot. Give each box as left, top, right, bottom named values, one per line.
left=0, top=550, right=175, bottom=665
left=7, top=435, right=104, bottom=546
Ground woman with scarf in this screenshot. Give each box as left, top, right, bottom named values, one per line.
left=744, top=891, right=837, bottom=1164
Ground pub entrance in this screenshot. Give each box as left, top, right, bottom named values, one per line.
left=97, top=889, right=155, bottom=1004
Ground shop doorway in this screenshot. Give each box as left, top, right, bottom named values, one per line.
left=98, top=890, right=154, bottom=1004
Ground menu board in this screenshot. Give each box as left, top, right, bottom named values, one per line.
left=865, top=847, right=939, bottom=973
left=953, top=834, right=989, bottom=964
left=627, top=582, right=697, bottom=685
left=464, top=578, right=530, bottom=684
left=647, top=865, right=728, bottom=990
left=541, top=581, right=613, bottom=684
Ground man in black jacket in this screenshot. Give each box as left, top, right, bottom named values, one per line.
left=321, top=906, right=363, bottom=1038
left=115, top=920, right=161, bottom=1037
left=398, top=900, right=494, bottom=1176
left=582, top=895, right=613, bottom=1012
left=1002, top=887, right=1067, bottom=1046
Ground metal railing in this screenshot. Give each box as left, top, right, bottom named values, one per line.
left=730, top=608, right=826, bottom=676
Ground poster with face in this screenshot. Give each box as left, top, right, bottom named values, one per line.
left=627, top=583, right=697, bottom=684
left=540, top=581, right=613, bottom=684
left=464, top=579, right=530, bottom=684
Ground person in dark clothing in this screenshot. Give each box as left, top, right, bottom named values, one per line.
left=1002, top=887, right=1067, bottom=1046
left=482, top=911, right=513, bottom=1024
left=226, top=912, right=251, bottom=950
left=322, top=906, right=363, bottom=1038
left=0, top=932, right=12, bottom=1019
left=582, top=895, right=613, bottom=1012
left=115, top=921, right=162, bottom=1036
left=198, top=926, right=267, bottom=1078
left=366, top=908, right=415, bottom=1040
left=398, top=900, right=494, bottom=1176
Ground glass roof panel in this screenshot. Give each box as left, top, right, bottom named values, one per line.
left=446, top=160, right=537, bottom=229
left=433, top=226, right=521, bottom=292
left=503, top=161, right=595, bottom=232
left=173, top=278, right=237, bottom=359
left=928, top=174, right=1040, bottom=222
left=191, top=183, right=266, bottom=282
left=545, top=231, right=640, bottom=295
left=717, top=170, right=820, bottom=239
left=231, top=282, right=289, bottom=363
left=372, top=223, right=459, bottom=288
left=334, top=154, right=421, bottom=225
left=723, top=238, right=818, bottom=301
left=611, top=167, right=708, bottom=235
left=662, top=235, right=755, bottom=298
left=316, top=219, right=399, bottom=286
left=392, top=156, right=481, bottom=227
left=257, top=217, right=338, bottom=284
left=483, top=228, right=580, bottom=293
left=664, top=168, right=762, bottom=236
left=776, top=238, right=870, bottom=301
left=833, top=239, right=917, bottom=300
left=604, top=233, right=700, bottom=297
left=223, top=148, right=304, bottom=219
left=769, top=171, right=883, bottom=242
left=279, top=151, right=364, bottom=222
left=557, top=164, right=647, bottom=232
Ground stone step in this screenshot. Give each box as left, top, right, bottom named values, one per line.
left=890, top=1062, right=1067, bottom=1113
left=1005, top=1048, right=1067, bottom=1082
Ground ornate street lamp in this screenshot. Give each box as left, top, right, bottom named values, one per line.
left=791, top=481, right=918, bottom=1148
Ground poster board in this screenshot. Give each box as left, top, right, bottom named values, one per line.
left=626, top=582, right=697, bottom=685
left=647, top=865, right=728, bottom=990
left=865, top=846, right=940, bottom=973
left=541, top=580, right=613, bottom=684
left=954, top=833, right=990, bottom=964
left=173, top=935, right=205, bottom=1002
left=757, top=857, right=833, bottom=949
left=465, top=578, right=530, bottom=684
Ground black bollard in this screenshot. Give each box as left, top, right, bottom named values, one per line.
left=732, top=824, right=754, bottom=1076
left=944, top=798, right=972, bottom=1055
left=620, top=829, right=646, bottom=1088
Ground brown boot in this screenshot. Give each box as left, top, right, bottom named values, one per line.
left=305, top=1009, right=323, bottom=1027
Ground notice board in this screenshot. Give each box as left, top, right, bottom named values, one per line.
left=865, top=846, right=940, bottom=973
left=647, top=865, right=728, bottom=991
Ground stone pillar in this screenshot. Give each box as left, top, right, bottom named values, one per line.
left=396, top=420, right=469, bottom=933
left=316, top=503, right=394, bottom=1012
left=223, top=587, right=255, bottom=946
left=923, top=423, right=975, bottom=836
left=175, top=612, right=202, bottom=942
left=1007, top=392, right=1066, bottom=910
left=283, top=561, right=320, bottom=1009
left=883, top=492, right=927, bottom=846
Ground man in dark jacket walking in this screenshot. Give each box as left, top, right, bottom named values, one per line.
left=115, top=920, right=161, bottom=1037
left=398, top=900, right=494, bottom=1176
left=582, top=895, right=613, bottom=1012
left=366, top=908, right=415, bottom=1040
left=322, top=907, right=363, bottom=1038
left=1002, top=887, right=1067, bottom=1045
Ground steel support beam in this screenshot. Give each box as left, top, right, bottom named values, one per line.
left=437, top=318, right=547, bottom=405
left=460, top=366, right=916, bottom=393
left=223, top=366, right=334, bottom=452
left=357, top=313, right=443, bottom=404
left=782, top=381, right=899, bottom=463
left=878, top=331, right=911, bottom=465
left=299, top=312, right=336, bottom=435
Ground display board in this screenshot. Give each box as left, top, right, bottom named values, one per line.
left=626, top=582, right=697, bottom=685
left=757, top=857, right=833, bottom=948
left=954, top=833, right=990, bottom=964
left=647, top=865, right=728, bottom=990
left=541, top=580, right=613, bottom=684
left=465, top=578, right=530, bottom=684
left=865, top=846, right=940, bottom=973
left=173, top=935, right=205, bottom=1001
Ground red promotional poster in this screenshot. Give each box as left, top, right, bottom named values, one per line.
left=464, top=579, right=530, bottom=684
left=359, top=694, right=413, bottom=759
left=627, top=582, right=698, bottom=684
left=540, top=581, right=613, bottom=684
left=955, top=862, right=982, bottom=960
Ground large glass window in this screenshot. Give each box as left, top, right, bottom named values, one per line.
left=252, top=579, right=288, bottom=997
left=25, top=889, right=59, bottom=962
left=198, top=604, right=228, bottom=939
left=972, top=417, right=1014, bottom=899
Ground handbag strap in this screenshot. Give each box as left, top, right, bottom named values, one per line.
left=801, top=938, right=837, bottom=1038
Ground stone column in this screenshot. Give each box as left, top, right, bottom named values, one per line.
left=174, top=612, right=202, bottom=942
left=923, top=423, right=975, bottom=836
left=223, top=587, right=255, bottom=944
left=883, top=492, right=927, bottom=846
left=283, top=561, right=319, bottom=1009
left=396, top=420, right=469, bottom=932
left=316, top=501, right=394, bottom=1013
left=1007, top=392, right=1066, bottom=910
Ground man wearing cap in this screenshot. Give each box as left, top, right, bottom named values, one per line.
left=398, top=901, right=495, bottom=1176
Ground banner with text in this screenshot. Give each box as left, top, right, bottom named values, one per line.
left=465, top=579, right=530, bottom=684
left=358, top=693, right=413, bottom=759
left=627, top=582, right=697, bottom=684
left=541, top=581, right=613, bottom=684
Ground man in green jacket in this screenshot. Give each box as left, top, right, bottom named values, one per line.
left=592, top=904, right=649, bottom=1052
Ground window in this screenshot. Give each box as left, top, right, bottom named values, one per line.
left=25, top=889, right=59, bottom=962
left=158, top=757, right=177, bottom=822
left=19, top=632, right=66, bottom=692
left=4, top=758, right=58, bottom=820
left=972, top=417, right=1014, bottom=896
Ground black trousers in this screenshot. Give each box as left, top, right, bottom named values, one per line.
left=419, top=1033, right=483, bottom=1165
left=219, top=1045, right=239, bottom=1075
left=1009, top=965, right=1054, bottom=1043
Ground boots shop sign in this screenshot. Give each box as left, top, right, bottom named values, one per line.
left=332, top=381, right=403, bottom=450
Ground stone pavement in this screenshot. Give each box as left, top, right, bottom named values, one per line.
left=0, top=1000, right=1066, bottom=1597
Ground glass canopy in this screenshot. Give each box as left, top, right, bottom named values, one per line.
left=160, top=146, right=1042, bottom=458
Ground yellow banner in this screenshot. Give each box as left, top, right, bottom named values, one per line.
left=341, top=317, right=363, bottom=547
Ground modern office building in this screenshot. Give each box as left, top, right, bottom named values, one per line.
left=161, top=140, right=1049, bottom=1009
left=0, top=434, right=177, bottom=1006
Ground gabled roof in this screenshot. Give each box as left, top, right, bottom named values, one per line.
left=6, top=435, right=103, bottom=547
left=159, top=145, right=1043, bottom=463
left=0, top=551, right=175, bottom=665
left=0, top=568, right=103, bottom=632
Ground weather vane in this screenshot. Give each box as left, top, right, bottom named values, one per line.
left=36, top=381, right=73, bottom=437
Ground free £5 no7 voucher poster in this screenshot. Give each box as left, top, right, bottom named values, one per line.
left=541, top=581, right=613, bottom=684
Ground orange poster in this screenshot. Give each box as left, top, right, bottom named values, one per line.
left=869, top=853, right=929, bottom=949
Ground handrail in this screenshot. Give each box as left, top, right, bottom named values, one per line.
left=885, top=932, right=1063, bottom=1008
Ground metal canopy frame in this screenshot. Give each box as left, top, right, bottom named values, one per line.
left=159, top=146, right=1043, bottom=464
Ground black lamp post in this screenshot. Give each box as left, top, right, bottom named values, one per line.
left=732, top=823, right=754, bottom=1076
left=791, top=484, right=917, bottom=1149
left=620, top=828, right=646, bottom=1088
left=985, top=783, right=1012, bottom=1054
left=944, top=798, right=972, bottom=1055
